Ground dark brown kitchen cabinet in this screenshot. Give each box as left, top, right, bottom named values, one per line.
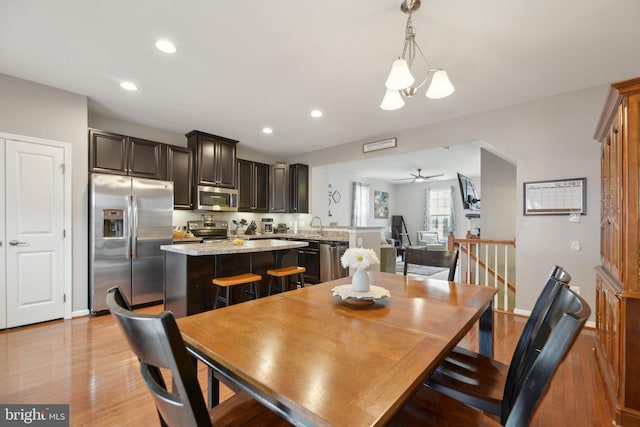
left=89, top=129, right=166, bottom=179
left=186, top=130, right=237, bottom=188
left=289, top=163, right=309, bottom=213
left=167, top=146, right=193, bottom=209
left=237, top=159, right=269, bottom=212
left=270, top=163, right=288, bottom=213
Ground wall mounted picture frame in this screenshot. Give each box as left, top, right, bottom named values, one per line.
left=363, top=138, right=396, bottom=153
left=374, top=191, right=389, bottom=219
left=523, top=177, right=586, bottom=215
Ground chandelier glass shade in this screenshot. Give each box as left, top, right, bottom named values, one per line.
left=380, top=0, right=454, bottom=110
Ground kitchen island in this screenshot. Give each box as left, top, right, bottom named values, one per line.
left=161, top=239, right=308, bottom=317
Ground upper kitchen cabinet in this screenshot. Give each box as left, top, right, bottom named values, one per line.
left=289, top=163, right=309, bottom=213
left=167, top=146, right=193, bottom=209
left=237, top=159, right=269, bottom=212
left=89, top=129, right=166, bottom=179
left=269, top=162, right=309, bottom=213
left=186, top=130, right=238, bottom=188
left=270, top=163, right=288, bottom=213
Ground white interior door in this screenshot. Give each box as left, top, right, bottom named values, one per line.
left=5, top=139, right=66, bottom=327
left=0, top=139, right=5, bottom=329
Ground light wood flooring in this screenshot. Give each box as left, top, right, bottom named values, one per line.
left=0, top=306, right=613, bottom=426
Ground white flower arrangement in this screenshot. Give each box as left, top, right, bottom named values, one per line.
left=340, top=247, right=380, bottom=270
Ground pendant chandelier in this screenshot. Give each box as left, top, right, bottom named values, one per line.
left=380, top=0, right=455, bottom=111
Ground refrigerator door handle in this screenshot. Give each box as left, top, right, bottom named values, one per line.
left=126, top=194, right=133, bottom=260
left=131, top=195, right=138, bottom=259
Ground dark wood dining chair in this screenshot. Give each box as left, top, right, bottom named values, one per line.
left=389, top=283, right=590, bottom=426
left=425, top=265, right=572, bottom=416
left=403, top=248, right=459, bottom=281
left=106, top=287, right=291, bottom=427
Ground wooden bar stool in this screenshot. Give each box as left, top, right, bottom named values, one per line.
left=267, top=266, right=306, bottom=295
left=212, top=273, right=262, bottom=309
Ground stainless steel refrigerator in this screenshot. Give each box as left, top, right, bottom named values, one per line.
left=90, top=173, right=173, bottom=313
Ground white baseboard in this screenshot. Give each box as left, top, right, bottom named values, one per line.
left=72, top=309, right=90, bottom=318
left=513, top=308, right=531, bottom=317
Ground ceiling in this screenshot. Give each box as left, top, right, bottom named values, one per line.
left=1, top=0, right=640, bottom=168
left=327, top=140, right=483, bottom=183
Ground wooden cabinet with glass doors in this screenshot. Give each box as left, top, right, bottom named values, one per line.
left=594, top=77, right=640, bottom=426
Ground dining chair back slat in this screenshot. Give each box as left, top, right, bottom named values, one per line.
left=390, top=284, right=589, bottom=426
left=106, top=287, right=291, bottom=427
left=427, top=265, right=572, bottom=416
left=404, top=248, right=459, bottom=281
left=107, top=287, right=212, bottom=426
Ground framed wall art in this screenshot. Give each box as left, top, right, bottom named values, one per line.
left=374, top=191, right=389, bottom=219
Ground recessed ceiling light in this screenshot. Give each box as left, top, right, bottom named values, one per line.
left=310, top=109, right=323, bottom=118
left=312, top=144, right=323, bottom=149
left=155, top=39, right=177, bottom=54
left=120, top=81, right=138, bottom=91
left=262, top=127, right=273, bottom=134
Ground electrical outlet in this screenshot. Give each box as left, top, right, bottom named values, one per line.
left=571, top=241, right=581, bottom=251
left=357, top=237, right=363, bottom=246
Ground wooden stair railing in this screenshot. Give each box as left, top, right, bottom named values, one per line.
left=448, top=231, right=516, bottom=311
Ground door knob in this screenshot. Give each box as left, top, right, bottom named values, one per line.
left=9, top=240, right=28, bottom=246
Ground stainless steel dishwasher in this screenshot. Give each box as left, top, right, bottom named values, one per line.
left=320, top=241, right=349, bottom=282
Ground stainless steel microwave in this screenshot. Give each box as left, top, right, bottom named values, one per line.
left=196, top=185, right=238, bottom=211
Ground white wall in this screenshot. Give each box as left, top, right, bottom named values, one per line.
left=0, top=73, right=88, bottom=313
left=392, top=178, right=474, bottom=245
left=481, top=149, right=516, bottom=240
left=312, top=165, right=393, bottom=232
left=288, top=85, right=604, bottom=316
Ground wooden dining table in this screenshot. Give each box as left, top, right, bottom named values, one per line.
left=176, top=271, right=497, bottom=427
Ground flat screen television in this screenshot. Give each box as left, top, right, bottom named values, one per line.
left=457, top=173, right=481, bottom=211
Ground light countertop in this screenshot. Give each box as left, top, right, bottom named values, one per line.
left=161, top=239, right=308, bottom=256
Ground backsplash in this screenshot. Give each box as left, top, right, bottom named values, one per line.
left=173, top=210, right=315, bottom=233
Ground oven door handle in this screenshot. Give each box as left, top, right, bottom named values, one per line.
left=299, top=248, right=319, bottom=254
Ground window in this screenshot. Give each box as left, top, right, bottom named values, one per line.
left=425, top=187, right=455, bottom=239
left=351, top=182, right=370, bottom=226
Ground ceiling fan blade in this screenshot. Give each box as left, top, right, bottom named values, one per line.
left=422, top=173, right=444, bottom=179
left=392, top=177, right=415, bottom=181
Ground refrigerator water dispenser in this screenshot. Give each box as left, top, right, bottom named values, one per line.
left=103, top=209, right=124, bottom=238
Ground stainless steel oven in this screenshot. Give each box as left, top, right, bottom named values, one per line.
left=196, top=185, right=238, bottom=211
left=187, top=220, right=229, bottom=241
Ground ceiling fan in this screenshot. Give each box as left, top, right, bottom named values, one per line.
left=393, top=169, right=443, bottom=183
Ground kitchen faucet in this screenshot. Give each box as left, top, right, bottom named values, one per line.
left=310, top=216, right=323, bottom=235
